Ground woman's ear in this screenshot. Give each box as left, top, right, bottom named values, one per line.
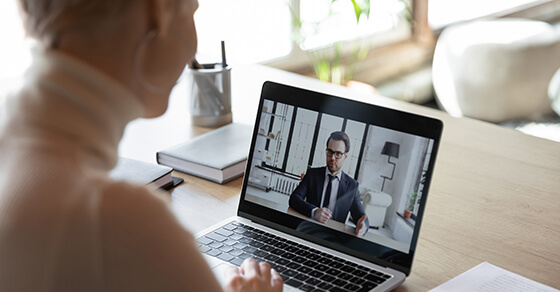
left=148, top=0, right=174, bottom=36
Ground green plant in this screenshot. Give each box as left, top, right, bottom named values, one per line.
left=291, top=0, right=411, bottom=85
left=406, top=191, right=417, bottom=211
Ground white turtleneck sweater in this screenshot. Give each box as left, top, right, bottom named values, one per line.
left=0, top=48, right=223, bottom=291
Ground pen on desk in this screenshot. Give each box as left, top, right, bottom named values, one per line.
left=191, top=58, right=203, bottom=69
left=221, top=40, right=227, bottom=68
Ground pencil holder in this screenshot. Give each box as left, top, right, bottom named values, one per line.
left=186, top=64, right=232, bottom=127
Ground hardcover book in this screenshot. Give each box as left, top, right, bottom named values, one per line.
left=110, top=157, right=181, bottom=190
left=156, top=123, right=252, bottom=184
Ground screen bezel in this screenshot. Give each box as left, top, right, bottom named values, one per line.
left=238, top=81, right=443, bottom=275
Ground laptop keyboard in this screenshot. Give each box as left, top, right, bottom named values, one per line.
left=197, top=222, right=391, bottom=292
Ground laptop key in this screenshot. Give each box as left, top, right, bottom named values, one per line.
left=357, top=281, right=378, bottom=292
left=218, top=253, right=234, bottom=262
left=219, top=245, right=233, bottom=253
left=209, top=241, right=223, bottom=249
left=344, top=283, right=361, bottom=291
left=242, top=246, right=257, bottom=253
left=294, top=273, right=309, bottom=282
left=318, top=282, right=333, bottom=290
left=307, top=254, right=321, bottom=261
left=354, top=270, right=367, bottom=277
left=198, top=245, right=211, bottom=253
left=365, top=273, right=386, bottom=284
left=326, top=268, right=340, bottom=276
left=305, top=277, right=321, bottom=285
left=197, top=237, right=213, bottom=245
left=261, top=245, right=275, bottom=252
left=285, top=278, right=303, bottom=288
left=283, top=252, right=296, bottom=259
left=239, top=253, right=252, bottom=260
left=333, top=279, right=348, bottom=287
left=276, top=258, right=290, bottom=266
left=215, top=229, right=233, bottom=237
left=239, top=237, right=252, bottom=244
left=230, top=257, right=244, bottom=267
left=230, top=233, right=243, bottom=241
left=264, top=254, right=279, bottom=262
left=320, top=274, right=335, bottom=283
left=303, top=260, right=319, bottom=268
left=233, top=242, right=247, bottom=250
left=207, top=233, right=226, bottom=242
left=284, top=269, right=298, bottom=277
left=293, top=256, right=307, bottom=263
left=309, top=270, right=324, bottom=278
left=315, top=264, right=329, bottom=271
left=298, top=266, right=313, bottom=274
left=206, top=249, right=221, bottom=257
left=229, top=249, right=244, bottom=257
left=331, top=262, right=344, bottom=269
left=286, top=262, right=301, bottom=270
left=351, top=277, right=366, bottom=285
left=271, top=248, right=285, bottom=256
left=339, top=272, right=353, bottom=280
left=299, top=284, right=315, bottom=292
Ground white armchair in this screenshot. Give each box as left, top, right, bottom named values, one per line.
left=359, top=187, right=392, bottom=229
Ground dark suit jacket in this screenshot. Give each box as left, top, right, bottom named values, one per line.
left=289, top=167, right=369, bottom=231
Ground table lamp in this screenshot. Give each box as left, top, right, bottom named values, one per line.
left=380, top=142, right=400, bottom=192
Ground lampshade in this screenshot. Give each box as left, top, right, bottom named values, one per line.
left=381, top=142, right=400, bottom=158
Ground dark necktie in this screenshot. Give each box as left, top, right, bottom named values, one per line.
left=323, top=174, right=336, bottom=208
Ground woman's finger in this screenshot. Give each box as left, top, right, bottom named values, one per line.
left=240, top=258, right=261, bottom=278
left=271, top=269, right=283, bottom=291
left=259, top=261, right=272, bottom=281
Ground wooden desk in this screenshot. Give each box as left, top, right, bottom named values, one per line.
left=120, top=64, right=560, bottom=291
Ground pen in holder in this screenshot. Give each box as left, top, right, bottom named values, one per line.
left=186, top=63, right=232, bottom=127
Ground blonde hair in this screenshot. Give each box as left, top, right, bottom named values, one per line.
left=18, top=0, right=131, bottom=47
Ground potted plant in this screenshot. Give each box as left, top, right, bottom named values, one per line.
left=403, top=191, right=416, bottom=218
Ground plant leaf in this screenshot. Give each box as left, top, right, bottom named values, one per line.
left=350, top=0, right=362, bottom=23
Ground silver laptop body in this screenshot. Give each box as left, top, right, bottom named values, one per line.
left=195, top=81, right=443, bottom=292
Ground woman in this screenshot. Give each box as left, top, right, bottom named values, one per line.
left=0, top=0, right=282, bottom=291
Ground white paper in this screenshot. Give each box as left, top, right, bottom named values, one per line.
left=429, top=262, right=559, bottom=292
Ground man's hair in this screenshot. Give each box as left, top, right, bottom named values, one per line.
left=326, top=131, right=350, bottom=153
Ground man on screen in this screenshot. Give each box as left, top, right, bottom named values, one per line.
left=289, top=131, right=369, bottom=237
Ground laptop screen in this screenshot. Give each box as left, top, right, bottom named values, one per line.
left=239, top=81, right=443, bottom=275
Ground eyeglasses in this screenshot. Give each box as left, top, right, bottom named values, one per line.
left=326, top=149, right=346, bottom=159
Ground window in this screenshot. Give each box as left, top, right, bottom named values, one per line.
left=0, top=1, right=30, bottom=81
left=0, top=0, right=411, bottom=81
left=195, top=0, right=412, bottom=71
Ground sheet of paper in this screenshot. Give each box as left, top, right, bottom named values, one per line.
left=429, top=262, right=559, bottom=292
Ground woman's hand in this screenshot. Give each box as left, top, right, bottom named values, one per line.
left=223, top=258, right=283, bottom=292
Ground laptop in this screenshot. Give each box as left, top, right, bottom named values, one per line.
left=195, top=81, right=443, bottom=291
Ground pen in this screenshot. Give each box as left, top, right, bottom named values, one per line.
left=191, top=58, right=203, bottom=69
left=221, top=40, right=227, bottom=68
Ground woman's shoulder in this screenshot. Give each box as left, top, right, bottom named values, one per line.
left=98, top=181, right=174, bottom=223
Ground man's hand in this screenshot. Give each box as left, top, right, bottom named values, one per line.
left=313, top=208, right=332, bottom=223
left=355, top=215, right=368, bottom=237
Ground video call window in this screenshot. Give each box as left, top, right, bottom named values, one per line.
left=246, top=99, right=434, bottom=254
